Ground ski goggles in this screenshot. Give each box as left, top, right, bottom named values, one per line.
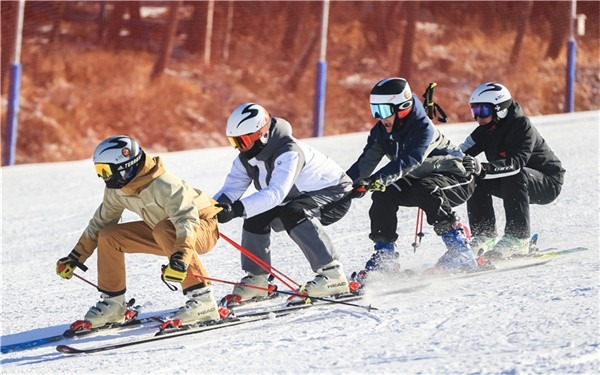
left=370, top=100, right=412, bottom=119
left=95, top=163, right=115, bottom=179
left=228, top=123, right=270, bottom=151
left=470, top=103, right=494, bottom=118
left=370, top=104, right=394, bottom=119
left=228, top=131, right=264, bottom=151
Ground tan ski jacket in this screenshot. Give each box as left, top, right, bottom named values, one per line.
left=72, top=154, right=221, bottom=264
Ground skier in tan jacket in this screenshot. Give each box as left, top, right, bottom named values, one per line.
left=56, top=135, right=222, bottom=328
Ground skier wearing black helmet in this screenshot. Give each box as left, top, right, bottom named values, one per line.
left=346, top=78, right=477, bottom=277
left=56, top=136, right=223, bottom=329
left=461, top=82, right=565, bottom=259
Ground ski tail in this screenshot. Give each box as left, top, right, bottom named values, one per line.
left=2, top=335, right=65, bottom=354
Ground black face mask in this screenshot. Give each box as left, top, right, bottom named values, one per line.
left=104, top=152, right=145, bottom=189
left=479, top=116, right=499, bottom=130
left=241, top=139, right=266, bottom=159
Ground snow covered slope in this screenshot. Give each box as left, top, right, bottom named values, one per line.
left=1, top=111, right=598, bottom=374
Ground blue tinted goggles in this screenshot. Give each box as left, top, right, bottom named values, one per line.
left=370, top=104, right=395, bottom=119
left=470, top=103, right=493, bottom=118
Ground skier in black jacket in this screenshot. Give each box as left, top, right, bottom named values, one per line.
left=347, top=77, right=477, bottom=275
left=461, top=82, right=565, bottom=259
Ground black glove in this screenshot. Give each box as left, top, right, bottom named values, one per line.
left=350, top=184, right=368, bottom=199
left=216, top=201, right=245, bottom=223
left=462, top=155, right=483, bottom=176
left=163, top=251, right=187, bottom=283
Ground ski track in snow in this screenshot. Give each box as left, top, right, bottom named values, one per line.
left=1, top=111, right=599, bottom=374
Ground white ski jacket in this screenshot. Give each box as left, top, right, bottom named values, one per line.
left=214, top=118, right=350, bottom=218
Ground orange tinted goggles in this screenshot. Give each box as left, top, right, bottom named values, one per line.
left=228, top=128, right=267, bottom=151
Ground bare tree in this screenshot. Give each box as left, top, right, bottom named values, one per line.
left=1, top=1, right=17, bottom=95
left=49, top=1, right=66, bottom=44
left=184, top=2, right=206, bottom=54
left=222, top=0, right=234, bottom=62
left=544, top=1, right=571, bottom=60
left=399, top=1, right=420, bottom=80
left=510, top=1, right=533, bottom=65
left=151, top=1, right=181, bottom=80
left=286, top=31, right=319, bottom=91
left=280, top=2, right=306, bottom=58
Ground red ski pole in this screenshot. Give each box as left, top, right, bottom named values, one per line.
left=219, top=232, right=301, bottom=291
left=412, top=208, right=425, bottom=253
left=187, top=273, right=277, bottom=294
left=187, top=272, right=376, bottom=311
left=73, top=272, right=99, bottom=289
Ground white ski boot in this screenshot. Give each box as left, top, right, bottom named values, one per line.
left=232, top=272, right=270, bottom=300
left=303, top=260, right=350, bottom=298
left=84, top=293, right=127, bottom=328
left=172, top=286, right=220, bottom=325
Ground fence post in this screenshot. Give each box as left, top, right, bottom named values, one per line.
left=565, top=0, right=576, bottom=113
left=313, top=0, right=330, bottom=138
left=3, top=0, right=25, bottom=166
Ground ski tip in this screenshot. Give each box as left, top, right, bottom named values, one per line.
left=56, top=345, right=82, bottom=354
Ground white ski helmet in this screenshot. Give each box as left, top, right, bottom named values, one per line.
left=369, top=77, right=413, bottom=119
left=226, top=103, right=272, bottom=151
left=93, top=135, right=144, bottom=189
left=469, top=82, right=513, bottom=120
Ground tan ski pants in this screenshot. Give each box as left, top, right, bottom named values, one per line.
left=96, top=218, right=219, bottom=295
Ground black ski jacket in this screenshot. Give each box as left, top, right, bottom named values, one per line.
left=346, top=96, right=467, bottom=186
left=460, top=102, right=565, bottom=184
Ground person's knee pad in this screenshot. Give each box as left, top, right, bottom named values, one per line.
left=279, top=201, right=309, bottom=232
left=242, top=216, right=272, bottom=235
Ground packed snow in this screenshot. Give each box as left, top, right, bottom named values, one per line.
left=1, top=111, right=598, bottom=374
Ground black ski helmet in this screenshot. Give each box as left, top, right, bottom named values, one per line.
left=370, top=78, right=413, bottom=119
left=93, top=135, right=145, bottom=189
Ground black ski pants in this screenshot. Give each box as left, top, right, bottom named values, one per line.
left=369, top=173, right=475, bottom=243
left=240, top=189, right=351, bottom=274
left=467, top=167, right=562, bottom=239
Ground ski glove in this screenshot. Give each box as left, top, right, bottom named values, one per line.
left=350, top=179, right=386, bottom=199
left=215, top=201, right=245, bottom=223
left=350, top=184, right=368, bottom=199
left=56, top=255, right=78, bottom=279
left=163, top=251, right=187, bottom=283
left=462, top=155, right=483, bottom=176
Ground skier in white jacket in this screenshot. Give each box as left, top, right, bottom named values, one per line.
left=213, top=103, right=353, bottom=306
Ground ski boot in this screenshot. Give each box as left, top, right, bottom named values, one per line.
left=483, top=234, right=530, bottom=259
left=432, top=220, right=478, bottom=273
left=287, top=260, right=350, bottom=305
left=219, top=273, right=277, bottom=308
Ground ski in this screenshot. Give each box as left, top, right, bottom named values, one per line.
left=56, top=315, right=271, bottom=354
left=2, top=332, right=70, bottom=354
left=55, top=294, right=366, bottom=354
left=353, top=245, right=587, bottom=295
left=7, top=290, right=367, bottom=354
left=1, top=319, right=154, bottom=354
left=448, top=257, right=554, bottom=280
left=529, top=246, right=588, bottom=258
left=1, top=307, right=172, bottom=354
